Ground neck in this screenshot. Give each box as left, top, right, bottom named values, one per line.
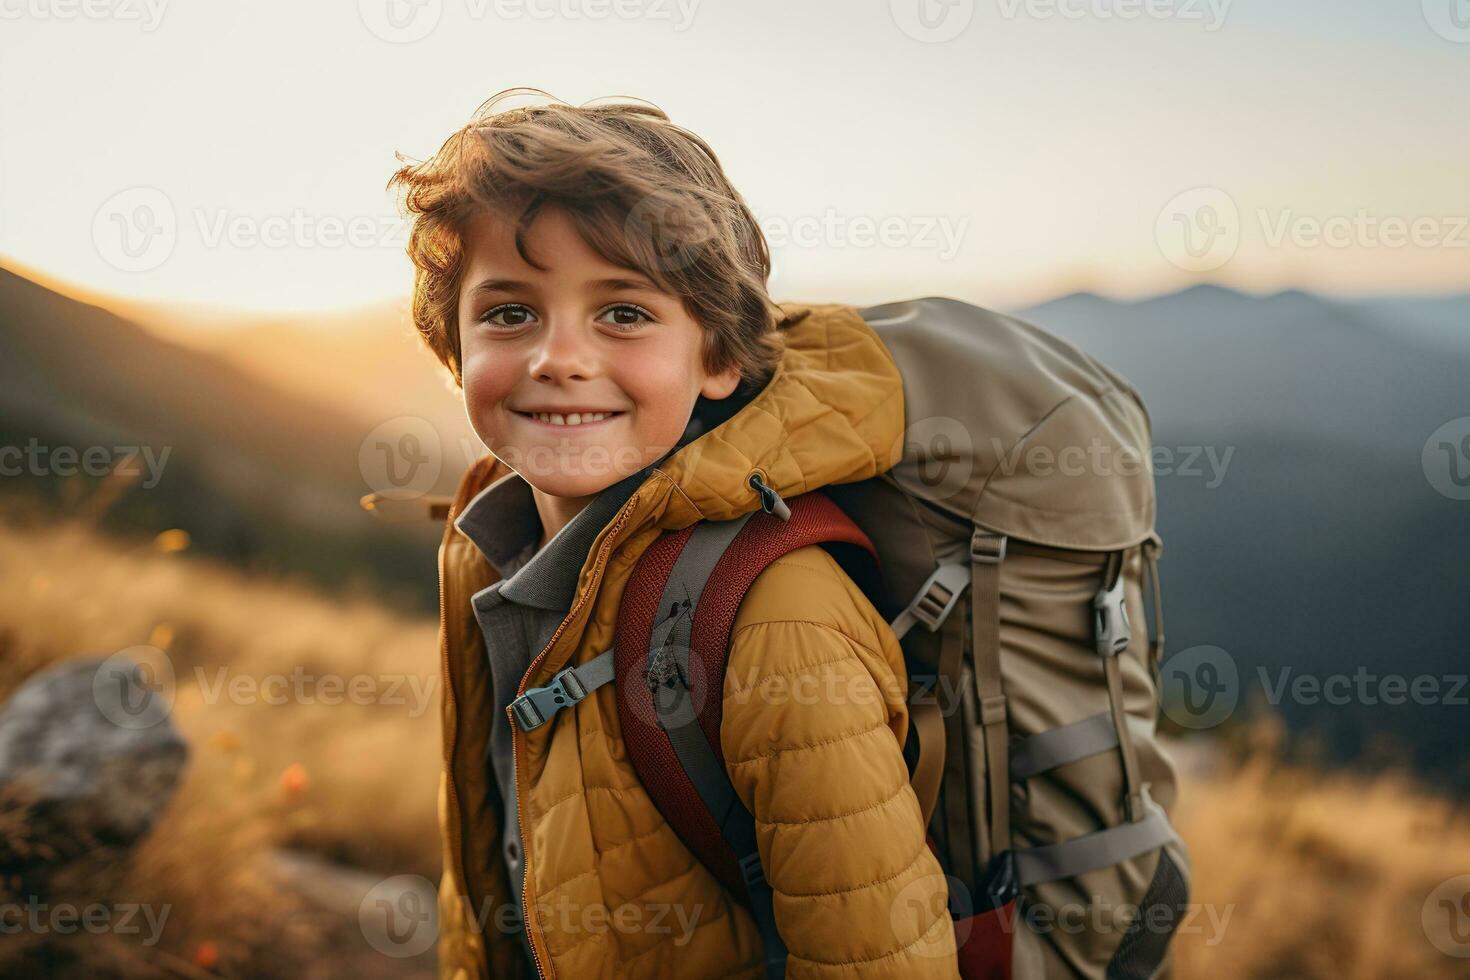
left=529, top=486, right=597, bottom=549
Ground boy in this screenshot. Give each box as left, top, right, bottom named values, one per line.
left=390, top=89, right=959, bottom=979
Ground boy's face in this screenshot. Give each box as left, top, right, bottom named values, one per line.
left=456, top=204, right=742, bottom=501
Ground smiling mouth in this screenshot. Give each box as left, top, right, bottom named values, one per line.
left=513, top=410, right=625, bottom=428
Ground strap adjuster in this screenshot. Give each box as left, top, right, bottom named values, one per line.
left=510, top=664, right=591, bottom=731
left=738, top=851, right=766, bottom=886
left=980, top=694, right=1009, bottom=727
left=908, top=563, right=971, bottom=633
left=971, top=529, right=1007, bottom=564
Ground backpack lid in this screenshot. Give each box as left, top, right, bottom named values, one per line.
left=859, top=297, right=1156, bottom=552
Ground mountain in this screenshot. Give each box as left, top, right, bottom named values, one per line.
left=1016, top=286, right=1470, bottom=789
left=0, top=267, right=450, bottom=612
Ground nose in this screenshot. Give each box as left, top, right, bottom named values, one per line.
left=527, top=315, right=599, bottom=384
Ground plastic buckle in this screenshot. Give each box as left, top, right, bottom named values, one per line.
left=909, top=563, right=971, bottom=633
left=1092, top=576, right=1131, bottom=657
left=970, top=530, right=1007, bottom=564
left=738, top=851, right=767, bottom=887
left=510, top=665, right=589, bottom=731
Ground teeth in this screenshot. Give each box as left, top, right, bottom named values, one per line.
left=529, top=411, right=614, bottom=425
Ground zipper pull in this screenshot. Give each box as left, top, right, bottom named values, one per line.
left=748, top=472, right=791, bottom=522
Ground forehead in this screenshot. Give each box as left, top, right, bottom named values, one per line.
left=460, top=205, right=624, bottom=280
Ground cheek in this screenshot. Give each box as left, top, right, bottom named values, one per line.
left=615, top=344, right=701, bottom=431
left=460, top=351, right=517, bottom=433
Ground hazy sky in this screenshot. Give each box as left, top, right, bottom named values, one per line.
left=1, top=0, right=1465, bottom=314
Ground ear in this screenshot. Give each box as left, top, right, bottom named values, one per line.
left=700, top=361, right=743, bottom=401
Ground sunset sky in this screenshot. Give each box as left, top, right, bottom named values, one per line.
left=1, top=0, right=1465, bottom=317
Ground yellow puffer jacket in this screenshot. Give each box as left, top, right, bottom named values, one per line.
left=435, top=302, right=959, bottom=979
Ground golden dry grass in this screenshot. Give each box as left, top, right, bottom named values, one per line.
left=2, top=515, right=1468, bottom=977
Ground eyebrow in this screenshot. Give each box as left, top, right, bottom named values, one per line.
left=467, top=276, right=661, bottom=296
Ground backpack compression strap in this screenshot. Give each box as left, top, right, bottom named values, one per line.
left=614, top=490, right=879, bottom=979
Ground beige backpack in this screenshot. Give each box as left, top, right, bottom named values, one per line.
left=818, top=296, right=1188, bottom=978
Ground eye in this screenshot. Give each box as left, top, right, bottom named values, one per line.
left=598, top=303, right=655, bottom=333
left=478, top=303, right=536, bottom=329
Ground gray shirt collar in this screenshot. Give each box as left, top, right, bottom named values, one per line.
left=454, top=463, right=654, bottom=611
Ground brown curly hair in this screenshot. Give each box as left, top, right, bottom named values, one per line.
left=387, top=87, right=789, bottom=392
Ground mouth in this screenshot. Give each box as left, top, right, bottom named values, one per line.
left=512, top=409, right=626, bottom=429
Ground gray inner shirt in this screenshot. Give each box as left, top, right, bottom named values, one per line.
left=450, top=388, right=757, bottom=971
left=454, top=461, right=654, bottom=970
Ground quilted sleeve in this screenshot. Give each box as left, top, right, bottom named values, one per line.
left=720, top=544, right=960, bottom=979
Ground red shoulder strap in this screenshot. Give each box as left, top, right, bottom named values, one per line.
left=614, top=490, right=878, bottom=900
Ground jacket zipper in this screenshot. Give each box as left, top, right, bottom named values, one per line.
left=507, top=485, right=655, bottom=980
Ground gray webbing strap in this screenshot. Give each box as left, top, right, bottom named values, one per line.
left=970, top=528, right=1010, bottom=862
left=888, top=564, right=969, bottom=839
left=648, top=514, right=787, bottom=979
left=1010, top=714, right=1162, bottom=782
left=1143, top=533, right=1165, bottom=672
left=1013, top=794, right=1175, bottom=886
left=935, top=598, right=976, bottom=888
left=509, top=648, right=617, bottom=731
left=1096, top=551, right=1146, bottom=823
left=1009, top=712, right=1119, bottom=781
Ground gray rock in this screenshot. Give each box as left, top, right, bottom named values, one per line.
left=0, top=655, right=188, bottom=859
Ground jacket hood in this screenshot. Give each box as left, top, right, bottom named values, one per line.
left=452, top=301, right=906, bottom=533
